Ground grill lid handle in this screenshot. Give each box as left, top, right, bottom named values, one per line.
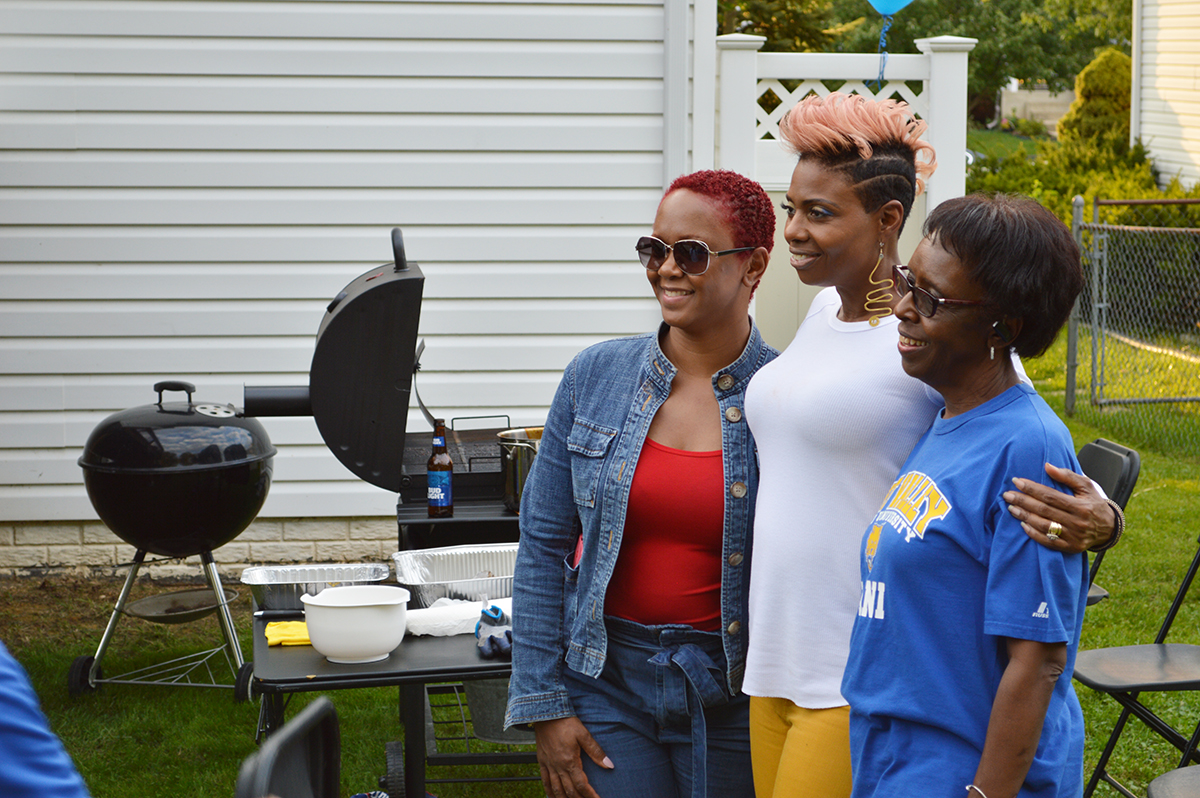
left=153, top=380, right=195, bottom=406
left=392, top=227, right=407, bottom=271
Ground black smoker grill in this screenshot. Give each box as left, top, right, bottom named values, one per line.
left=72, top=229, right=529, bottom=793
left=240, top=229, right=533, bottom=790
left=244, top=228, right=515, bottom=546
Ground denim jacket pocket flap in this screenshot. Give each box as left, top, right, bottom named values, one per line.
left=565, top=421, right=616, bottom=507
left=565, top=421, right=617, bottom=458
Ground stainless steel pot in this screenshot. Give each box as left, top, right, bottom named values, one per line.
left=498, top=427, right=542, bottom=513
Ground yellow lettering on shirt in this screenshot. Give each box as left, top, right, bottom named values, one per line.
left=880, top=471, right=951, bottom=542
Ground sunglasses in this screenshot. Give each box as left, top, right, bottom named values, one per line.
left=892, top=265, right=989, bottom=318
left=636, top=235, right=756, bottom=276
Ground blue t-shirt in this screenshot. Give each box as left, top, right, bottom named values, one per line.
left=841, top=384, right=1088, bottom=798
left=0, top=641, right=91, bottom=797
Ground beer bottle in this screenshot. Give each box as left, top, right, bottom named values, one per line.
left=427, top=418, right=453, bottom=518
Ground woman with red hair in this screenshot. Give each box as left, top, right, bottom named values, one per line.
left=508, top=170, right=777, bottom=798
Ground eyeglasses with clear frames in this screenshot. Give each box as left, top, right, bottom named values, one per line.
left=892, top=265, right=989, bottom=318
left=636, top=235, right=755, bottom=276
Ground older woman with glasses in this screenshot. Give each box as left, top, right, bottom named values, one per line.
left=741, top=92, right=1120, bottom=798
left=841, top=193, right=1089, bottom=798
left=506, top=169, right=776, bottom=798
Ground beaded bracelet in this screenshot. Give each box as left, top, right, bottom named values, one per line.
left=1088, top=498, right=1126, bottom=554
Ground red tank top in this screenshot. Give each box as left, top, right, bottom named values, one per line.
left=604, top=438, right=724, bottom=631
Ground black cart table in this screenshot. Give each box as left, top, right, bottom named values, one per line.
left=395, top=497, right=520, bottom=550
left=251, top=612, right=529, bottom=796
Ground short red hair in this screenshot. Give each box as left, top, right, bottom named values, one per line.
left=664, top=170, right=775, bottom=255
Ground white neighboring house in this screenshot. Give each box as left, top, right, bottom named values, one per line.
left=1131, top=0, right=1200, bottom=187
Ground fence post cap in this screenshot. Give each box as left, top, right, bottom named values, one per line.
left=915, top=35, right=978, bottom=53
left=716, top=33, right=767, bottom=50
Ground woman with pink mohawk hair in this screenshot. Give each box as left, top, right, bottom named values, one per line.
left=741, top=93, right=1119, bottom=798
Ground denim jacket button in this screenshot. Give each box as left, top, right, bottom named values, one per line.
left=726, top=620, right=742, bottom=636
left=725, top=406, right=743, bottom=423
left=728, top=552, right=744, bottom=566
left=730, top=481, right=747, bottom=499
left=717, top=374, right=735, bottom=391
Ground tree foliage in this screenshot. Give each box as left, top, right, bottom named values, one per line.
left=717, top=0, right=835, bottom=52
left=1056, top=47, right=1132, bottom=154
left=1038, top=0, right=1132, bottom=50
left=720, top=0, right=1131, bottom=124
left=828, top=0, right=1113, bottom=121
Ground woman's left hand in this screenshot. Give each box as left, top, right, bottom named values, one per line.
left=1003, top=462, right=1116, bottom=554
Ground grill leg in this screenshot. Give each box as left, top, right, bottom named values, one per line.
left=201, top=551, right=244, bottom=669
left=90, top=549, right=146, bottom=682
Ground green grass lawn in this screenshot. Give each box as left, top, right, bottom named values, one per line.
left=968, top=128, right=1042, bottom=160
left=2, top=580, right=541, bottom=798
left=1029, top=334, right=1200, bottom=796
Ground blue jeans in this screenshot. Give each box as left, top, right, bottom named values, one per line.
left=564, top=616, right=755, bottom=798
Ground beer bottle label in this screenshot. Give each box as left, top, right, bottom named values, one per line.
left=432, top=435, right=445, bottom=447
left=427, top=470, right=453, bottom=507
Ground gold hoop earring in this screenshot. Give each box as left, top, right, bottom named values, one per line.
left=864, top=241, right=893, bottom=327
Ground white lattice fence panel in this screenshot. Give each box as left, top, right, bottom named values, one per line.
left=755, top=79, right=927, bottom=143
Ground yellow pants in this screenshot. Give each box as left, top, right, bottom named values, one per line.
left=749, top=696, right=852, bottom=798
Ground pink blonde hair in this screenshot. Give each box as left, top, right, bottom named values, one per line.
left=778, top=92, right=937, bottom=219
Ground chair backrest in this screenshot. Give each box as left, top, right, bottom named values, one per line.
left=235, top=697, right=340, bottom=798
left=1077, top=439, right=1140, bottom=510
left=1077, top=439, right=1140, bottom=587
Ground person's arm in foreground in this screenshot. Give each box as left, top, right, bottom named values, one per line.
left=0, top=642, right=91, bottom=798
left=969, top=638, right=1067, bottom=798
left=1005, top=463, right=1118, bottom=553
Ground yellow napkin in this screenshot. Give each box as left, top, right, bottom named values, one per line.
left=265, top=621, right=311, bottom=646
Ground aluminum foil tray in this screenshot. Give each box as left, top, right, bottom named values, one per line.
left=391, top=543, right=518, bottom=608
left=240, top=563, right=390, bottom=611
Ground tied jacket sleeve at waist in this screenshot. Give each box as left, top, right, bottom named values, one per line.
left=505, top=323, right=777, bottom=728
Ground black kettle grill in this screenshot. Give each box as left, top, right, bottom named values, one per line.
left=71, top=381, right=275, bottom=699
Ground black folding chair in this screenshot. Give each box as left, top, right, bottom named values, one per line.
left=1076, top=439, right=1140, bottom=605
left=1148, top=765, right=1200, bottom=798
left=235, top=697, right=340, bottom=798
left=1074, top=534, right=1200, bottom=797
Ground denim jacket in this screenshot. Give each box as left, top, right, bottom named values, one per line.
left=505, top=322, right=777, bottom=727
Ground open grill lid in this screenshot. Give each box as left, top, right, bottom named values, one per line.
left=79, top=381, right=276, bottom=474
left=243, top=228, right=425, bottom=493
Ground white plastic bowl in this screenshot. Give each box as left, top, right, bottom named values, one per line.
left=300, top=584, right=409, bottom=664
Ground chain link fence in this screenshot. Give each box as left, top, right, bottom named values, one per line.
left=1066, top=197, right=1200, bottom=459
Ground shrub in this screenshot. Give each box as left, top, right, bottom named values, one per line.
left=1056, top=48, right=1132, bottom=156
left=967, top=144, right=1200, bottom=226
left=1015, top=117, right=1050, bottom=138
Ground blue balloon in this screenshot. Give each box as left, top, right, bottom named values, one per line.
left=867, top=0, right=915, bottom=14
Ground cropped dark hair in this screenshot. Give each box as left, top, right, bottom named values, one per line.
left=924, top=194, right=1084, bottom=358
left=666, top=169, right=776, bottom=254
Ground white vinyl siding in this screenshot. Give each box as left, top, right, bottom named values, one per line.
left=1135, top=0, right=1200, bottom=188
left=0, top=0, right=684, bottom=522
